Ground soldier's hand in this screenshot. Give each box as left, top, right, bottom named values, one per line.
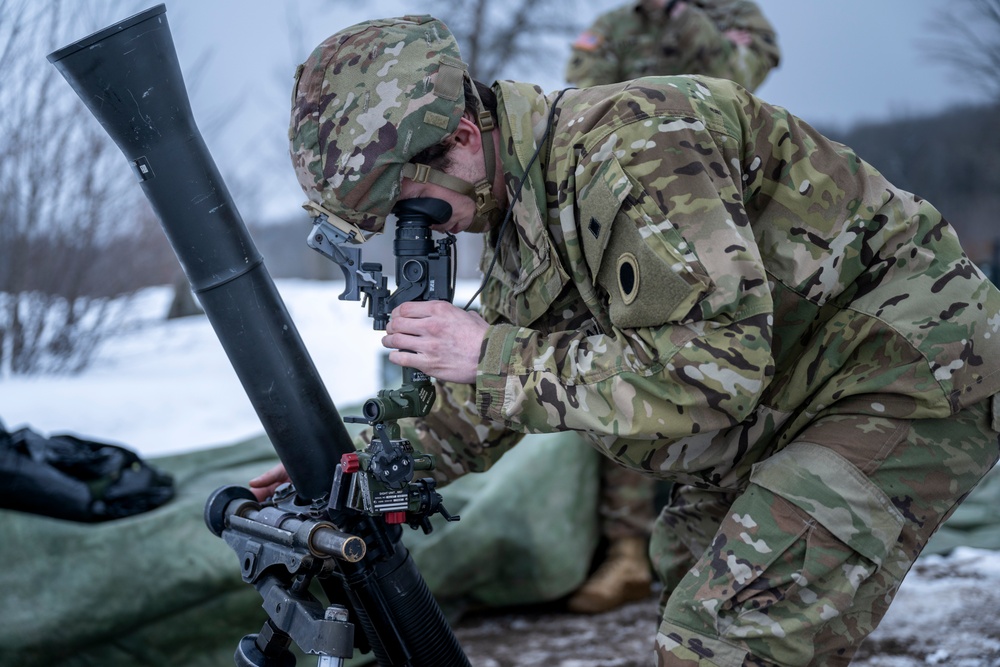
left=249, top=463, right=290, bottom=501
left=383, top=300, right=488, bottom=384
left=724, top=28, right=752, bottom=47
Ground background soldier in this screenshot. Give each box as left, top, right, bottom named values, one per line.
left=253, top=15, right=1000, bottom=664
left=563, top=0, right=782, bottom=615
left=566, top=0, right=780, bottom=90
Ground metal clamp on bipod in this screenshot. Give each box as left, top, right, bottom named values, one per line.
left=235, top=598, right=354, bottom=667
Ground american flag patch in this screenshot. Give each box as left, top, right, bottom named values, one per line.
left=572, top=30, right=604, bottom=51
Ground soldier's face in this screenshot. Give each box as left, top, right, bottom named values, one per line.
left=398, top=117, right=491, bottom=235
left=399, top=174, right=477, bottom=235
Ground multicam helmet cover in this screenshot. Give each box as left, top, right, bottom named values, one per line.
left=289, top=15, right=468, bottom=234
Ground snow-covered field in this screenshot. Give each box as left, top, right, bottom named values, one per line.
left=0, top=279, right=406, bottom=455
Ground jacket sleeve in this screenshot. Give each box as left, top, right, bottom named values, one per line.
left=475, top=108, right=775, bottom=444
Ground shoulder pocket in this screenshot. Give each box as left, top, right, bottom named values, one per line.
left=578, top=156, right=712, bottom=329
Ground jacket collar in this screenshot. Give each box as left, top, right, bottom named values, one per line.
left=479, top=81, right=568, bottom=326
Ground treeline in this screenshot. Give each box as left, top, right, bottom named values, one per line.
left=819, top=101, right=1000, bottom=267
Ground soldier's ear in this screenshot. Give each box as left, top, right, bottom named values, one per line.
left=450, top=116, right=482, bottom=152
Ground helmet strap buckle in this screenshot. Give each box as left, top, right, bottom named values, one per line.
left=410, top=162, right=432, bottom=184
left=474, top=180, right=498, bottom=215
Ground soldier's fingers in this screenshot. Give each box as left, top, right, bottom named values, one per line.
left=382, top=331, right=414, bottom=351
left=393, top=300, right=437, bottom=319
left=384, top=316, right=433, bottom=340
left=393, top=299, right=462, bottom=322
left=387, top=348, right=437, bottom=375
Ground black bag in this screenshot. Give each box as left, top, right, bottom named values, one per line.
left=0, top=417, right=174, bottom=522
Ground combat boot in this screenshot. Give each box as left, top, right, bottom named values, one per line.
left=566, top=536, right=653, bottom=614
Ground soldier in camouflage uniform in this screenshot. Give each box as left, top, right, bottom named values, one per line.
left=564, top=0, right=782, bottom=615
left=566, top=0, right=780, bottom=90
left=261, top=14, right=1000, bottom=665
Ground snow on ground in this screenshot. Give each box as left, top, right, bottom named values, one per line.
left=2, top=279, right=999, bottom=665
left=853, top=547, right=1000, bottom=666
left=0, top=279, right=463, bottom=455
left=453, top=547, right=1000, bottom=666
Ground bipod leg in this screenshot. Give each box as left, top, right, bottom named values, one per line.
left=235, top=619, right=297, bottom=667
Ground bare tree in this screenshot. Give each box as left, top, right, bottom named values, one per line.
left=0, top=0, right=175, bottom=375
left=923, top=0, right=1000, bottom=284
left=427, top=0, right=587, bottom=83
left=927, top=0, right=1000, bottom=101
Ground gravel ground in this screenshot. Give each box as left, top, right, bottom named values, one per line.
left=452, top=548, right=1000, bottom=667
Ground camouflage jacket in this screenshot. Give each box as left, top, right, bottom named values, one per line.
left=565, top=0, right=780, bottom=91
left=402, top=77, right=1000, bottom=492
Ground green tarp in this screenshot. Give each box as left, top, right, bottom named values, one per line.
left=0, top=427, right=600, bottom=667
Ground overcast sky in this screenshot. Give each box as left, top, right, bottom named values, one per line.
left=49, top=1, right=990, bottom=223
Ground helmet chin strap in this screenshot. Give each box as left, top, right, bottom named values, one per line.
left=467, top=79, right=500, bottom=232
left=461, top=87, right=568, bottom=311
left=400, top=75, right=500, bottom=233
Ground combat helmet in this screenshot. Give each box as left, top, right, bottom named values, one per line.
left=289, top=15, right=498, bottom=239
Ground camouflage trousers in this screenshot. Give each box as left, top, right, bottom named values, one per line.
left=649, top=395, right=1000, bottom=666
left=600, top=457, right=656, bottom=540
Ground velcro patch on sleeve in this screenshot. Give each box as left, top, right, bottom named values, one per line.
left=597, top=218, right=695, bottom=329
